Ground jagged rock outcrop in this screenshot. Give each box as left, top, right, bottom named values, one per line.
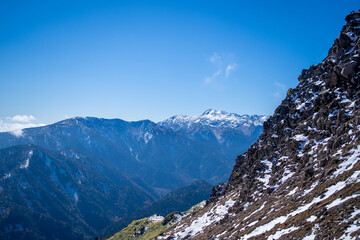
left=153, top=10, right=360, bottom=239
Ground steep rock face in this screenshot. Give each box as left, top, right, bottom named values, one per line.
left=157, top=10, right=360, bottom=239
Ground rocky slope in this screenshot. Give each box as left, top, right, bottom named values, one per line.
left=141, top=10, right=360, bottom=239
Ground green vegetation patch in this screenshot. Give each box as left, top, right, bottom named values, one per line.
left=109, top=216, right=167, bottom=240
left=108, top=201, right=207, bottom=240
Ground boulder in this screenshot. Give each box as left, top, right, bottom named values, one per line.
left=341, top=61, right=358, bottom=79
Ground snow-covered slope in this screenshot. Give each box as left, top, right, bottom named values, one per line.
left=142, top=9, right=360, bottom=240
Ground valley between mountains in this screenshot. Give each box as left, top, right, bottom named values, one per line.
left=0, top=109, right=266, bottom=239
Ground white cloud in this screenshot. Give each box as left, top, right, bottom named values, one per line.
left=205, top=70, right=222, bottom=84
left=272, top=81, right=287, bottom=98
left=0, top=115, right=45, bottom=137
left=225, top=63, right=237, bottom=77
left=205, top=53, right=238, bottom=85
left=7, top=115, right=35, bottom=123
left=209, top=52, right=222, bottom=64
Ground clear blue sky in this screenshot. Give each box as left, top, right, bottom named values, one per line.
left=0, top=0, right=358, bottom=128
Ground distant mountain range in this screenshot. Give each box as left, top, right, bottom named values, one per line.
left=0, top=109, right=267, bottom=189
left=0, top=109, right=267, bottom=239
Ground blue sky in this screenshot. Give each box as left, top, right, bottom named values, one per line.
left=0, top=0, right=358, bottom=130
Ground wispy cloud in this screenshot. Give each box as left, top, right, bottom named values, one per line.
left=205, top=70, right=222, bottom=84
left=209, top=52, right=222, bottom=64
left=225, top=64, right=237, bottom=77
left=0, top=115, right=45, bottom=137
left=272, top=81, right=287, bottom=98
left=205, top=53, right=238, bottom=84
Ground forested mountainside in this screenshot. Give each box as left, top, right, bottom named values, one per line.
left=114, top=10, right=360, bottom=240
left=0, top=145, right=155, bottom=239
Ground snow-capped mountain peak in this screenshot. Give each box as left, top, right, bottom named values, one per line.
left=198, top=109, right=238, bottom=123
left=159, top=109, right=268, bottom=133
left=197, top=109, right=267, bottom=127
